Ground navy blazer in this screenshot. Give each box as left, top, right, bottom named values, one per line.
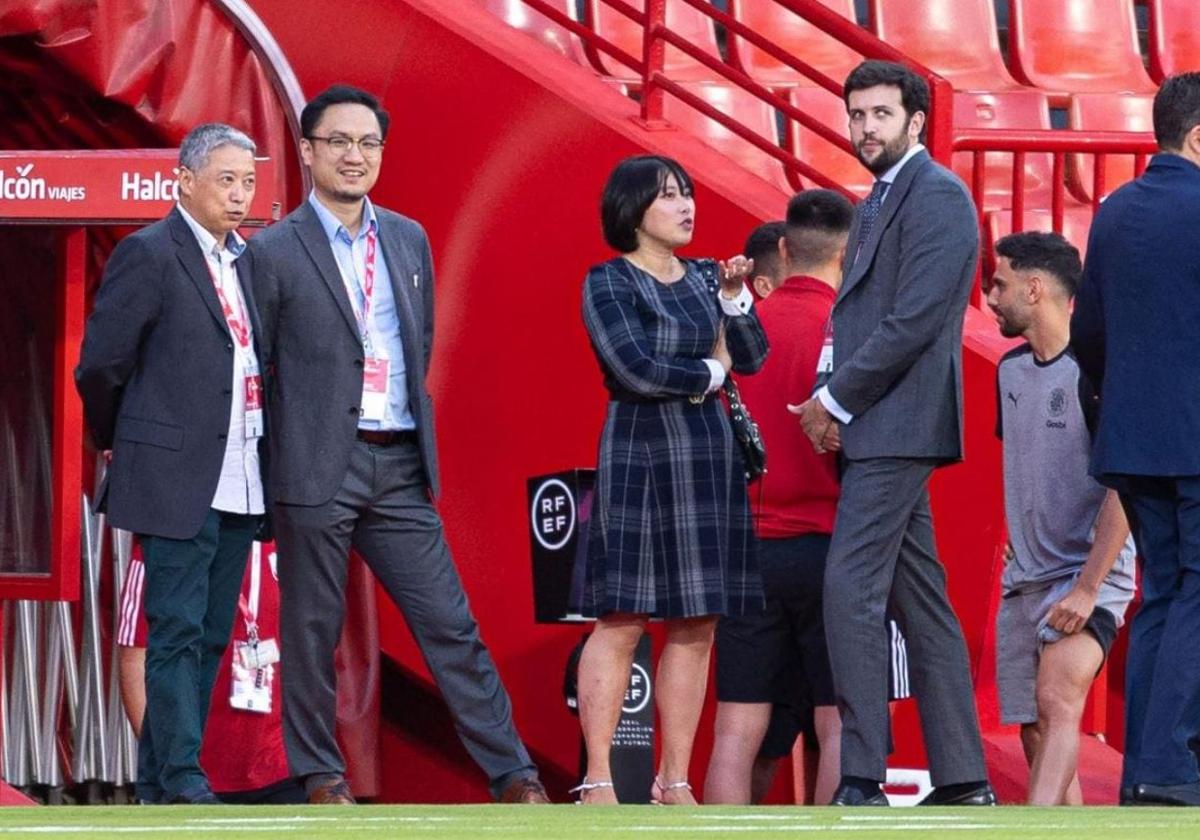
left=75, top=208, right=268, bottom=539
left=1071, top=153, right=1200, bottom=479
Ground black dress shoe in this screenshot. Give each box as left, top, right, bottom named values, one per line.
left=1119, top=787, right=1136, bottom=806
left=917, top=782, right=997, bottom=806
left=831, top=783, right=889, bottom=806
left=1133, top=781, right=1200, bottom=806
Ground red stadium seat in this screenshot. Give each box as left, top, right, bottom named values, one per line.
left=727, top=0, right=862, bottom=88
left=952, top=90, right=1055, bottom=211
left=480, top=0, right=589, bottom=65
left=1065, top=92, right=1154, bottom=204
left=869, top=0, right=1025, bottom=92
left=584, top=0, right=722, bottom=83
left=786, top=85, right=873, bottom=197
left=984, top=206, right=1094, bottom=276
left=1008, top=0, right=1156, bottom=102
left=1146, top=0, right=1200, bottom=82
left=664, top=82, right=791, bottom=192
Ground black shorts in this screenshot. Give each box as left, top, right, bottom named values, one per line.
left=715, top=534, right=836, bottom=708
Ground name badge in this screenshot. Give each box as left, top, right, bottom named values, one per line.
left=243, top=356, right=264, bottom=439
left=230, top=637, right=278, bottom=715
left=816, top=337, right=834, bottom=376
left=360, top=356, right=390, bottom=422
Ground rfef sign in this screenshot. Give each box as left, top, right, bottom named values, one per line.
left=0, top=150, right=279, bottom=224
left=527, top=469, right=594, bottom=623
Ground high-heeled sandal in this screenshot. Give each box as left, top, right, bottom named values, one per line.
left=569, top=778, right=616, bottom=804
left=650, top=777, right=693, bottom=805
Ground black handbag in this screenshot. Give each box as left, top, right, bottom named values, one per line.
left=699, top=261, right=767, bottom=482
left=723, top=376, right=766, bottom=482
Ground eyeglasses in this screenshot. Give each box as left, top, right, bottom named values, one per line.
left=307, top=135, right=385, bottom=156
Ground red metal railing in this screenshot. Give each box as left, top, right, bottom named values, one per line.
left=517, top=0, right=955, bottom=197
left=512, top=0, right=1158, bottom=299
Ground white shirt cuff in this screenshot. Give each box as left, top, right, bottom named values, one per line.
left=816, top=385, right=853, bottom=424
left=703, top=358, right=726, bottom=393
left=719, top=284, right=754, bottom=316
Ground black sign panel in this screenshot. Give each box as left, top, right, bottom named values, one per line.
left=527, top=469, right=595, bottom=623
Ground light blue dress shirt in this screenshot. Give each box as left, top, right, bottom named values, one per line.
left=308, top=192, right=414, bottom=431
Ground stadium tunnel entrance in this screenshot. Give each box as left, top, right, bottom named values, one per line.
left=0, top=0, right=380, bottom=802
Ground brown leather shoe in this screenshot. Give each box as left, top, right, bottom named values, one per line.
left=498, top=776, right=551, bottom=804
left=308, top=779, right=355, bottom=805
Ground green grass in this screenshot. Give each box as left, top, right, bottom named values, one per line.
left=2, top=805, right=1200, bottom=839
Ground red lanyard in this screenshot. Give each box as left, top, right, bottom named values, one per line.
left=343, top=225, right=378, bottom=342
left=207, top=255, right=252, bottom=350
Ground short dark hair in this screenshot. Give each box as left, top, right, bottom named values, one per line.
left=995, top=231, right=1082, bottom=297
left=1153, top=72, right=1200, bottom=151
left=301, top=85, right=391, bottom=140
left=600, top=155, right=693, bottom=253
left=784, top=189, right=854, bottom=269
left=742, top=221, right=787, bottom=283
left=843, top=60, right=930, bottom=142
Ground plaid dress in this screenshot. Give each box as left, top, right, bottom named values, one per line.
left=581, top=257, right=769, bottom=618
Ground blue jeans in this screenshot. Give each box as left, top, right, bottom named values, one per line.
left=136, top=509, right=260, bottom=802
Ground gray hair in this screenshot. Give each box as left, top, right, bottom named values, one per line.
left=178, top=123, right=257, bottom=171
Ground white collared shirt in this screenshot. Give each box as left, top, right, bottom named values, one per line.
left=816, top=143, right=926, bottom=425
left=176, top=203, right=265, bottom=516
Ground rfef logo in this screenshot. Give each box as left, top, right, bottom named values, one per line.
left=530, top=478, right=576, bottom=551
left=622, top=663, right=651, bottom=714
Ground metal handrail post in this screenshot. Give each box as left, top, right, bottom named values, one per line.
left=640, top=0, right=667, bottom=126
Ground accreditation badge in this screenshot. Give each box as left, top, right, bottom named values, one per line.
left=243, top=356, right=264, bottom=439
left=360, top=356, right=390, bottom=422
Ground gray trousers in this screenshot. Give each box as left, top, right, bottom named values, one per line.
left=824, top=457, right=987, bottom=785
left=273, top=439, right=535, bottom=797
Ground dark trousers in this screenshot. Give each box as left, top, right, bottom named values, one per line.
left=823, top=458, right=987, bottom=785
left=272, top=439, right=534, bottom=798
left=1120, top=475, right=1200, bottom=787
left=137, top=508, right=259, bottom=802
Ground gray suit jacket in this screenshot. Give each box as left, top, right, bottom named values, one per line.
left=828, top=150, right=978, bottom=462
left=75, top=208, right=268, bottom=539
left=246, top=200, right=439, bottom=506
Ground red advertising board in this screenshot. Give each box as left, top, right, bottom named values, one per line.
left=0, top=150, right=280, bottom=224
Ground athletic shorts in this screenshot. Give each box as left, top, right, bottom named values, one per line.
left=996, top=573, right=1132, bottom=725
left=116, top=550, right=148, bottom=649
left=715, top=535, right=836, bottom=707
left=716, top=534, right=912, bottom=710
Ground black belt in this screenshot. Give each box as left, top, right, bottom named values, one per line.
left=356, top=429, right=419, bottom=446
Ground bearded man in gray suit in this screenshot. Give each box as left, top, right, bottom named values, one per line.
left=789, top=61, right=993, bottom=807
left=245, top=85, right=546, bottom=805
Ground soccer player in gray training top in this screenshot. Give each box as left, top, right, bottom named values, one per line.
left=987, top=231, right=1135, bottom=806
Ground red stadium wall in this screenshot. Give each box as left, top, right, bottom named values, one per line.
left=245, top=0, right=1019, bottom=801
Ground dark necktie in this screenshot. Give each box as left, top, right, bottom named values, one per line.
left=853, top=179, right=889, bottom=265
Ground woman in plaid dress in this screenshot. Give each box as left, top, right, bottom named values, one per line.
left=574, top=156, right=768, bottom=804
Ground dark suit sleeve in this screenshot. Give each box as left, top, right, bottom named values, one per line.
left=74, top=235, right=162, bottom=450
left=247, top=241, right=279, bottom=371
left=1069, top=253, right=1105, bottom=394
left=420, top=228, right=435, bottom=374
left=827, top=178, right=978, bottom=417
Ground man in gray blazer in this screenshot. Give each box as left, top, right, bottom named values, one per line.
left=76, top=124, right=265, bottom=804
left=246, top=85, right=546, bottom=804
left=790, top=61, right=993, bottom=806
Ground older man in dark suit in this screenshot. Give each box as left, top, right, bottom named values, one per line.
left=246, top=85, right=546, bottom=805
left=1072, top=72, right=1200, bottom=807
left=76, top=123, right=265, bottom=804
left=790, top=61, right=992, bottom=806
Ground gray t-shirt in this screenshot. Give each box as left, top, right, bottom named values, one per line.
left=996, top=345, right=1136, bottom=593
